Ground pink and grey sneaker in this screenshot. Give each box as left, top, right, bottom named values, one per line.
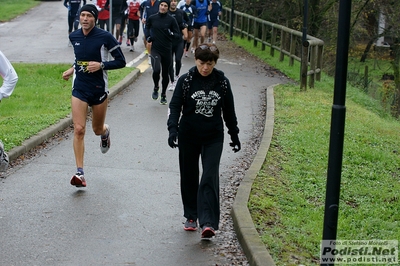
left=201, top=224, right=215, bottom=239
left=70, top=172, right=86, bottom=187
left=100, top=124, right=110, bottom=154
left=184, top=219, right=197, bottom=231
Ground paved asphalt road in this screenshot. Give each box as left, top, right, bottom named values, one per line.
left=0, top=1, right=288, bottom=265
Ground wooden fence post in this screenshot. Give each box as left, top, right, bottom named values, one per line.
left=317, top=44, right=323, bottom=81
left=254, top=19, right=259, bottom=47
left=239, top=14, right=244, bottom=38
left=271, top=27, right=277, bottom=57
left=261, top=22, right=267, bottom=51
left=301, top=42, right=309, bottom=91
left=289, top=32, right=296, bottom=66
left=279, top=29, right=285, bottom=62
left=309, top=45, right=316, bottom=88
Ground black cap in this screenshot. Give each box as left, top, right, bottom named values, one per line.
left=159, top=0, right=170, bottom=8
left=80, top=4, right=98, bottom=21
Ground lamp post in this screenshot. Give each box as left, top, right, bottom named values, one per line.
left=109, top=0, right=113, bottom=34
left=321, top=0, right=352, bottom=264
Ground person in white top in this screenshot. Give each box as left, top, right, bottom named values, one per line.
left=0, top=50, right=18, bottom=102
left=0, top=50, right=18, bottom=172
left=177, top=0, right=185, bottom=8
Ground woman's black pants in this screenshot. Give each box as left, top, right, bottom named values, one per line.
left=178, top=138, right=223, bottom=230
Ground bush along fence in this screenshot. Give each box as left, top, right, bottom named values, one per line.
left=221, top=7, right=324, bottom=91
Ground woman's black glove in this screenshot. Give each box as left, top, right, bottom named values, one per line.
left=168, top=131, right=178, bottom=148
left=229, top=134, right=241, bottom=153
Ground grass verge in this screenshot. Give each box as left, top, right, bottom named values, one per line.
left=0, top=0, right=40, bottom=22
left=230, top=36, right=400, bottom=265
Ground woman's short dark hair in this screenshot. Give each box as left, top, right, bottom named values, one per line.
left=194, top=43, right=220, bottom=63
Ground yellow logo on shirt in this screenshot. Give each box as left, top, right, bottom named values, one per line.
left=76, top=61, right=90, bottom=73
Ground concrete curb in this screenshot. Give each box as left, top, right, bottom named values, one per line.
left=7, top=68, right=141, bottom=162
left=231, top=85, right=277, bottom=266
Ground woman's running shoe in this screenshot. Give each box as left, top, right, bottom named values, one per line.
left=184, top=219, right=197, bottom=231
left=201, top=224, right=215, bottom=239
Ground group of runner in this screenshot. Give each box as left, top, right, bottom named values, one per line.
left=141, top=0, right=223, bottom=99
left=64, top=0, right=223, bottom=104
left=64, top=0, right=222, bottom=53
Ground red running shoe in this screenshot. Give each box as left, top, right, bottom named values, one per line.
left=70, top=172, right=86, bottom=187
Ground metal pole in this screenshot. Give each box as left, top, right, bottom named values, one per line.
left=109, top=0, right=113, bottom=34
left=321, top=0, right=352, bottom=265
left=229, top=0, right=234, bottom=40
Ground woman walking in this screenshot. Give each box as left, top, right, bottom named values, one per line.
left=167, top=43, right=241, bottom=239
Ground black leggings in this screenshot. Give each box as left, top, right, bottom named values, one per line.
left=169, top=40, right=184, bottom=81
left=178, top=137, right=223, bottom=230
left=127, top=19, right=139, bottom=45
left=98, top=19, right=110, bottom=31
left=150, top=49, right=172, bottom=96
left=68, top=11, right=79, bottom=33
left=120, top=15, right=127, bottom=40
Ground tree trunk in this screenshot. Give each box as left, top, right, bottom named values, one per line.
left=360, top=39, right=376, bottom=62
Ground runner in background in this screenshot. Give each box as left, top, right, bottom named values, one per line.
left=181, top=0, right=196, bottom=57
left=140, top=0, right=160, bottom=64
left=120, top=5, right=129, bottom=45
left=190, top=0, right=210, bottom=52
left=95, top=0, right=110, bottom=31
left=64, top=0, right=86, bottom=46
left=126, top=0, right=141, bottom=52
left=145, top=0, right=180, bottom=105
left=207, top=0, right=221, bottom=44
left=105, top=0, right=127, bottom=44
left=168, top=0, right=189, bottom=91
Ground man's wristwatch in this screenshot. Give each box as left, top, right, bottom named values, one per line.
left=100, top=62, right=105, bottom=70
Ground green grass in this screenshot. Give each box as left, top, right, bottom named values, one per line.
left=347, top=57, right=393, bottom=83
left=230, top=36, right=400, bottom=265
left=0, top=0, right=40, bottom=22
left=0, top=64, right=134, bottom=151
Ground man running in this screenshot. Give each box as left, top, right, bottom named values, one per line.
left=64, top=0, right=86, bottom=40
left=168, top=0, right=189, bottom=91
left=181, top=0, right=196, bottom=57
left=126, top=0, right=141, bottom=52
left=191, top=0, right=210, bottom=51
left=140, top=0, right=160, bottom=64
left=62, top=4, right=126, bottom=188
left=145, top=0, right=180, bottom=105
left=207, top=0, right=222, bottom=44
left=105, top=0, right=127, bottom=43
left=94, top=0, right=110, bottom=31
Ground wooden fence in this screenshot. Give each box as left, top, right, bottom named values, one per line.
left=220, top=7, right=324, bottom=90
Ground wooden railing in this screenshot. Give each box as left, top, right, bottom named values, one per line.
left=221, top=7, right=324, bottom=90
